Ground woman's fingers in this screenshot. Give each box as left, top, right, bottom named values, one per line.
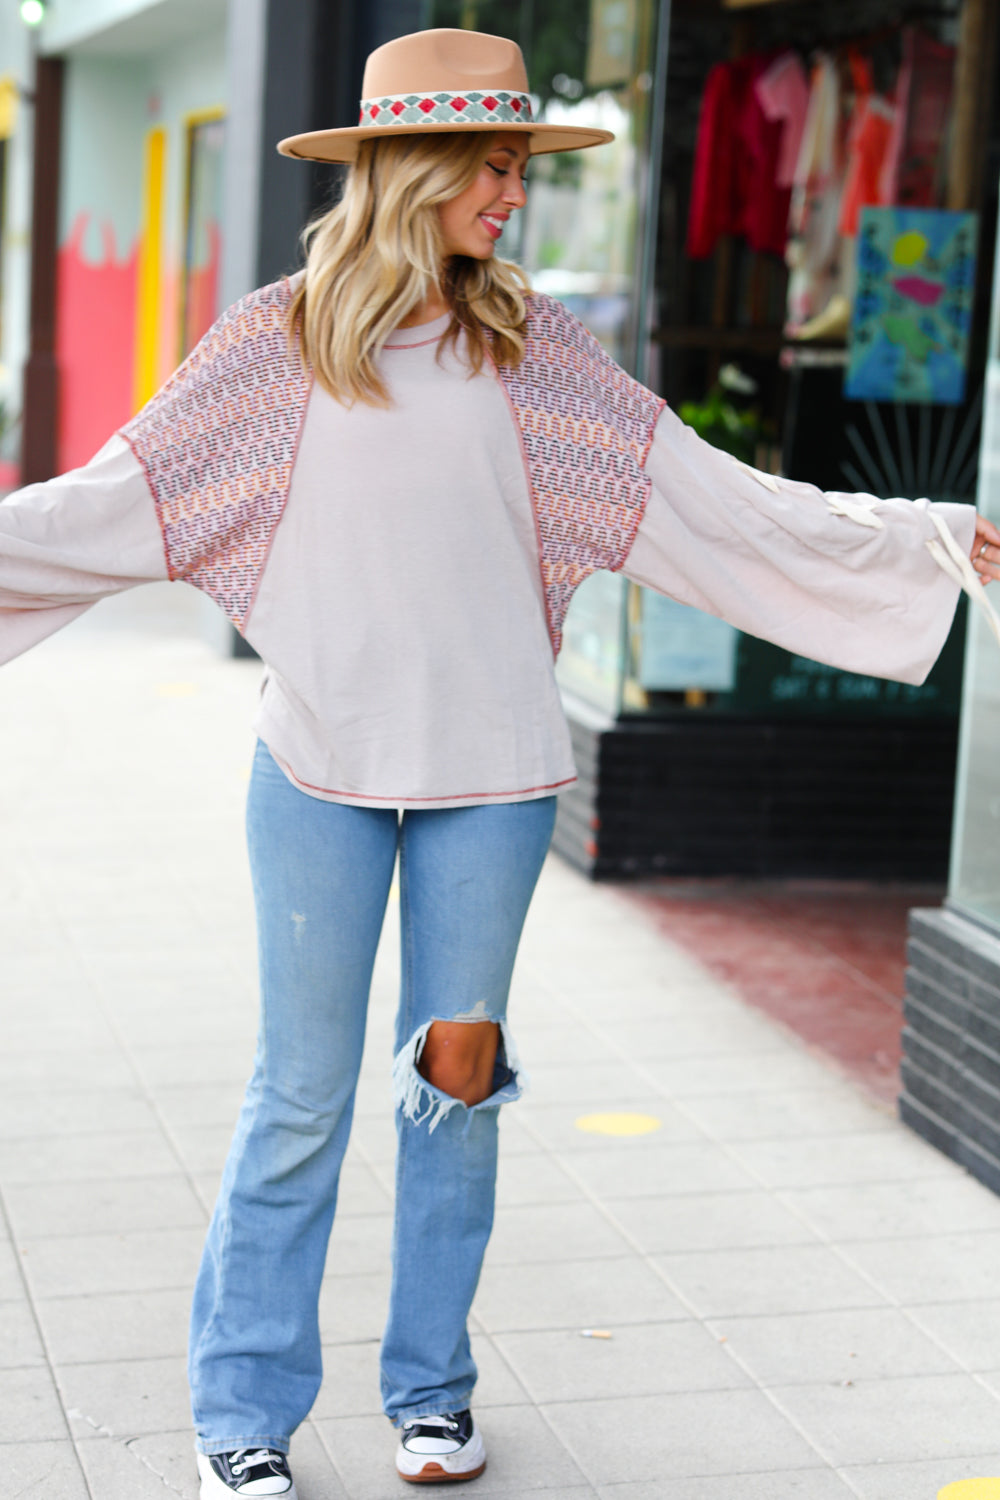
left=972, top=514, right=1000, bottom=583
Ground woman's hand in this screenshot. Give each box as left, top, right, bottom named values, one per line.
left=972, top=513, right=1000, bottom=584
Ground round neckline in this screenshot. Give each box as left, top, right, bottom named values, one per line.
left=384, top=311, right=452, bottom=349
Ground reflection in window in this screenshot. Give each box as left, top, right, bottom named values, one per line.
left=427, top=0, right=656, bottom=366
left=180, top=113, right=225, bottom=359
left=949, top=340, right=1000, bottom=926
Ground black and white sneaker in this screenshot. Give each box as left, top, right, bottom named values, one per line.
left=197, top=1448, right=297, bottom=1498
left=396, top=1410, right=486, bottom=1484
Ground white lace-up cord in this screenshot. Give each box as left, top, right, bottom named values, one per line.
left=230, top=1449, right=282, bottom=1475
left=925, top=510, right=1000, bottom=649
left=403, top=1415, right=459, bottom=1431
left=825, top=494, right=886, bottom=530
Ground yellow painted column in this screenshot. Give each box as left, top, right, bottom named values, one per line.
left=133, top=125, right=166, bottom=411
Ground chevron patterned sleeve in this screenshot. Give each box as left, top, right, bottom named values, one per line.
left=120, top=279, right=312, bottom=634
left=622, top=402, right=976, bottom=686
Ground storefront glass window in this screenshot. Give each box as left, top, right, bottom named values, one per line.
left=180, top=112, right=225, bottom=358
left=949, top=224, right=1000, bottom=929
left=425, top=0, right=661, bottom=711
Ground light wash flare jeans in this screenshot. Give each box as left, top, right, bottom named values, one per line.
left=189, top=741, right=556, bottom=1454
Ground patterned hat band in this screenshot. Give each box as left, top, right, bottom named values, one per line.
left=359, top=89, right=535, bottom=129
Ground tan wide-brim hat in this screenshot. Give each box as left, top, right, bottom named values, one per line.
left=277, top=28, right=614, bottom=164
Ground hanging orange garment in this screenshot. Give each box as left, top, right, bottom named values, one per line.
left=839, top=95, right=897, bottom=235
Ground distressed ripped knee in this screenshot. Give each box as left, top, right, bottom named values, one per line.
left=419, top=1019, right=499, bottom=1107
left=392, top=1013, right=524, bottom=1131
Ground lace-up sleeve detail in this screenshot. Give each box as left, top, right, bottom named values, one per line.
left=622, top=404, right=977, bottom=685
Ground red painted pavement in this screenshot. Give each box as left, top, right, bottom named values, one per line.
left=624, top=881, right=945, bottom=1105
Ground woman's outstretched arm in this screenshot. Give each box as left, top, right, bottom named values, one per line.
left=0, top=434, right=168, bottom=664
left=620, top=403, right=995, bottom=686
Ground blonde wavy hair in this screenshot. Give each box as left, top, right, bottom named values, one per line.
left=288, top=130, right=530, bottom=406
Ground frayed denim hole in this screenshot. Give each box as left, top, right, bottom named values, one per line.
left=391, top=1015, right=525, bottom=1134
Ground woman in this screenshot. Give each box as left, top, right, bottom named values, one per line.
left=1, top=26, right=998, bottom=1500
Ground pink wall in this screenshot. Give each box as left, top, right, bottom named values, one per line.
left=56, top=213, right=138, bottom=473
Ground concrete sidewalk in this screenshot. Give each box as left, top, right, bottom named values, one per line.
left=3, top=587, right=1000, bottom=1500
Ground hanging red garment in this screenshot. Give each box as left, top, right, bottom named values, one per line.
left=739, top=55, right=792, bottom=255
left=885, top=27, right=956, bottom=207
left=687, top=56, right=791, bottom=260
left=686, top=61, right=740, bottom=259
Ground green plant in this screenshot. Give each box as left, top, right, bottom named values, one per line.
left=679, top=364, right=770, bottom=464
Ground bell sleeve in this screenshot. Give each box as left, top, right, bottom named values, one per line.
left=621, top=403, right=981, bottom=685
left=0, top=434, right=169, bottom=666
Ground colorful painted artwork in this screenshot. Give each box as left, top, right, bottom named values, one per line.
left=845, top=207, right=977, bottom=405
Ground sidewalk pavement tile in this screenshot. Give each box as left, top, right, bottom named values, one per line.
left=75, top=1429, right=201, bottom=1500
left=323, top=1212, right=393, bottom=1278
left=841, top=1231, right=1000, bottom=1303
left=515, top=1097, right=703, bottom=1151
left=167, top=1121, right=246, bottom=1174
left=4, top=1173, right=206, bottom=1239
left=149, top=1082, right=247, bottom=1128
left=542, top=1388, right=822, bottom=1482
left=311, top=1334, right=530, bottom=1420
left=127, top=1042, right=257, bottom=1088
left=557, top=1139, right=761, bottom=1198
left=19, top=1226, right=204, bottom=1299
left=840, top=1454, right=1000, bottom=1500
left=493, top=1321, right=751, bottom=1402
left=679, top=1084, right=896, bottom=1141
left=319, top=1272, right=392, bottom=1345
left=653, top=1243, right=887, bottom=1317
left=59, top=1354, right=191, bottom=1439
left=0, top=1440, right=90, bottom=1499
left=0, top=1049, right=137, bottom=1091
left=33, top=1287, right=191, bottom=1364
left=553, top=979, right=731, bottom=1022
left=596, top=1475, right=857, bottom=1499
left=504, top=1020, right=613, bottom=1065
left=316, top=1407, right=590, bottom=1496
left=726, top=1128, right=960, bottom=1188
left=0, top=1365, right=73, bottom=1441
left=494, top=1150, right=584, bottom=1207
left=0, top=1238, right=28, bottom=1300
left=640, top=1045, right=851, bottom=1097
left=589, top=1007, right=795, bottom=1060
left=482, top=1200, right=634, bottom=1265
left=0, top=1087, right=160, bottom=1139
left=0, top=1299, right=46, bottom=1367
left=0, top=1128, right=179, bottom=1185
left=0, top=1007, right=119, bottom=1051
left=95, top=1424, right=353, bottom=1500
left=518, top=1060, right=669, bottom=1104
left=911, top=1301, right=1000, bottom=1369
left=779, top=1174, right=1000, bottom=1241
left=603, top=1187, right=818, bottom=1253
left=704, top=1306, right=964, bottom=1385
left=771, top=1372, right=1000, bottom=1465
left=472, top=1255, right=688, bottom=1333
left=326, top=1160, right=393, bottom=1216
left=192, top=1171, right=222, bottom=1213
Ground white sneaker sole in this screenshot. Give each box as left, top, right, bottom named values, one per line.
left=396, top=1426, right=486, bottom=1485
left=196, top=1451, right=298, bottom=1500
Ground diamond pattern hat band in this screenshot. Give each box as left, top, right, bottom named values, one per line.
left=277, top=27, right=614, bottom=163
left=359, top=89, right=534, bottom=128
